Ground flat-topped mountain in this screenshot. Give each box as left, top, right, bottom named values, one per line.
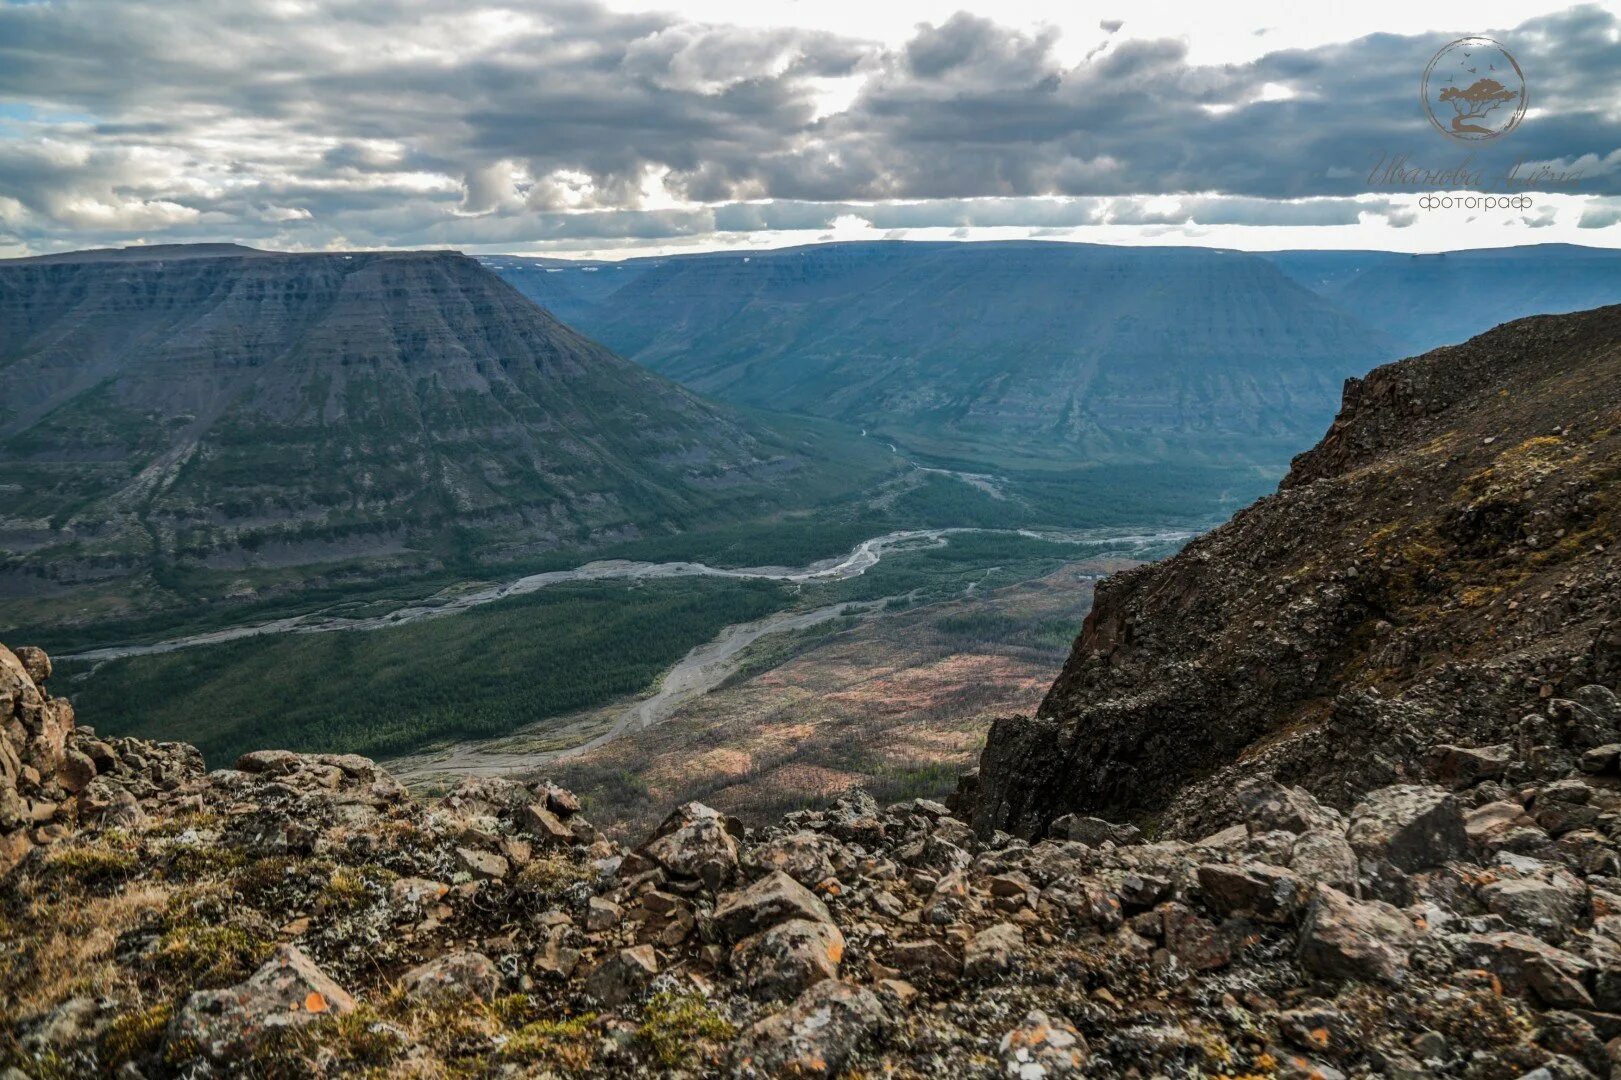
left=974, top=303, right=1621, bottom=838
left=491, top=241, right=1396, bottom=468
left=0, top=246, right=885, bottom=616
left=1264, top=243, right=1621, bottom=356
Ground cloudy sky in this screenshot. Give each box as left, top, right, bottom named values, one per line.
left=2, top=0, right=1620, bottom=258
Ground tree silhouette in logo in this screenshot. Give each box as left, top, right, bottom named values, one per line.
left=1438, top=78, right=1519, bottom=136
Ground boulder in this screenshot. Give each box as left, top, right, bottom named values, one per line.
left=746, top=830, right=847, bottom=886
left=1465, top=801, right=1543, bottom=851
left=519, top=802, right=575, bottom=846
left=1297, top=886, right=1414, bottom=985
left=1480, top=871, right=1586, bottom=944
left=1428, top=744, right=1512, bottom=789
left=1447, top=932, right=1594, bottom=1006
left=642, top=802, right=740, bottom=891
left=713, top=870, right=833, bottom=942
left=585, top=945, right=658, bottom=1005
left=1287, top=830, right=1360, bottom=893
left=400, top=950, right=501, bottom=1001
left=963, top=922, right=1025, bottom=980
left=1347, top=785, right=1469, bottom=872
left=1159, top=903, right=1232, bottom=971
left=169, top=946, right=354, bottom=1063
left=731, top=918, right=845, bottom=1001
left=1197, top=862, right=1308, bottom=924
left=1051, top=814, right=1140, bottom=846
left=732, top=980, right=887, bottom=1078
left=1238, top=782, right=1342, bottom=835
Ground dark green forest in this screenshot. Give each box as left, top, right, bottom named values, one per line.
left=61, top=577, right=788, bottom=765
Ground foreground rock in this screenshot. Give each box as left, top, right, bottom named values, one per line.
left=170, top=946, right=355, bottom=1063
left=8, top=533, right=1621, bottom=1080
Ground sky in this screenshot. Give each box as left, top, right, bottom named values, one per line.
left=2, top=0, right=1620, bottom=259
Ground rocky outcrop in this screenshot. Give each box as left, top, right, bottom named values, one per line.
left=5, top=637, right=1620, bottom=1077
left=974, top=305, right=1621, bottom=839
left=0, top=643, right=203, bottom=874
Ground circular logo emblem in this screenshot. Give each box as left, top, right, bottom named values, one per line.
left=1422, top=37, right=1527, bottom=140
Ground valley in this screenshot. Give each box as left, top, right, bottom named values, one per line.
left=55, top=524, right=1191, bottom=774
left=9, top=237, right=1619, bottom=835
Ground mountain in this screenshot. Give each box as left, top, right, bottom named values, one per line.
left=476, top=254, right=648, bottom=328
left=973, top=303, right=1621, bottom=838
left=489, top=241, right=1397, bottom=468
left=1264, top=243, right=1621, bottom=355
left=0, top=246, right=889, bottom=615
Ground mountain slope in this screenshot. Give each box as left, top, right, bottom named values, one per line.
left=491, top=241, right=1397, bottom=468
left=0, top=247, right=890, bottom=612
left=1265, top=244, right=1621, bottom=355
left=973, top=303, right=1621, bottom=838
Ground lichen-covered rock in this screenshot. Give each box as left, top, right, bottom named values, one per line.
left=713, top=870, right=833, bottom=942
left=1298, top=886, right=1414, bottom=985
left=999, top=1009, right=1089, bottom=1077
left=1347, top=785, right=1470, bottom=873
left=643, top=801, right=740, bottom=891
left=1197, top=861, right=1308, bottom=924
left=586, top=945, right=660, bottom=1006
left=963, top=922, right=1024, bottom=980
left=400, top=950, right=502, bottom=1001
left=169, top=945, right=354, bottom=1063
left=733, top=980, right=887, bottom=1078
left=731, top=918, right=844, bottom=1001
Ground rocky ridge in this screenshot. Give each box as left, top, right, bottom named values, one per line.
left=975, top=304, right=1621, bottom=839
left=7, top=641, right=1621, bottom=1078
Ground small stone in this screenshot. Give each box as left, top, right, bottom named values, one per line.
left=389, top=877, right=450, bottom=910
left=963, top=922, right=1025, bottom=980
left=890, top=938, right=961, bottom=981
left=455, top=846, right=508, bottom=880
left=999, top=1009, right=1089, bottom=1077
left=400, top=950, right=501, bottom=1002
left=533, top=927, right=583, bottom=980
left=587, top=896, right=624, bottom=931
left=585, top=945, right=658, bottom=1005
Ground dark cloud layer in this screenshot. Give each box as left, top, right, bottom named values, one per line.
left=0, top=0, right=1616, bottom=251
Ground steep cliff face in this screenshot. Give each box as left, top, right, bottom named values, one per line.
left=0, top=247, right=881, bottom=610
left=974, top=304, right=1621, bottom=839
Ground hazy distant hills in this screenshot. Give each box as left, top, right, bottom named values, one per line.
left=490, top=241, right=1394, bottom=467
left=0, top=247, right=888, bottom=609
left=1262, top=244, right=1621, bottom=355
left=489, top=240, right=1621, bottom=467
